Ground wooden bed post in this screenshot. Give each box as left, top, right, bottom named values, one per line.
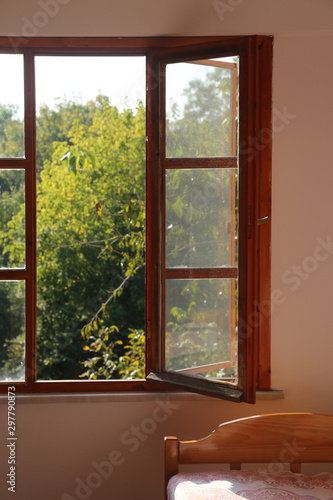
left=165, top=436, right=179, bottom=499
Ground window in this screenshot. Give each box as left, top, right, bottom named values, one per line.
left=0, top=36, right=272, bottom=402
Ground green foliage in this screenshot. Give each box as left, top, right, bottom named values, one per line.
left=0, top=60, right=238, bottom=383
left=80, top=325, right=145, bottom=380
left=165, top=278, right=236, bottom=377
left=164, top=63, right=238, bottom=379
left=0, top=281, right=25, bottom=381
left=165, top=168, right=234, bottom=268
left=35, top=99, right=146, bottom=379
left=1, top=333, right=25, bottom=380
left=36, top=96, right=106, bottom=176
left=80, top=322, right=120, bottom=379
left=118, top=329, right=145, bottom=379
left=0, top=169, right=25, bottom=268
left=1, top=96, right=146, bottom=380
left=0, top=104, right=24, bottom=158
left=166, top=66, right=234, bottom=158
left=0, top=106, right=26, bottom=380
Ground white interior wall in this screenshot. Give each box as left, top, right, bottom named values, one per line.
left=0, top=1, right=333, bottom=499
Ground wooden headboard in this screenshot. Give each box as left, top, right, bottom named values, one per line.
left=165, top=413, right=333, bottom=494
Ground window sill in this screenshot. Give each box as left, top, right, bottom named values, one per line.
left=0, top=389, right=284, bottom=405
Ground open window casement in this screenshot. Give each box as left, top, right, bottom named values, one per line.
left=146, top=36, right=272, bottom=403
left=0, top=35, right=271, bottom=396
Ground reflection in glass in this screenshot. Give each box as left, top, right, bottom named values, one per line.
left=0, top=281, right=25, bottom=381
left=0, top=54, right=25, bottom=158
left=165, top=279, right=237, bottom=382
left=0, top=170, right=25, bottom=269
left=166, top=168, right=237, bottom=268
left=166, top=57, right=238, bottom=158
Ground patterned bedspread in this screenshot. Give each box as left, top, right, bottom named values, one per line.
left=167, top=470, right=333, bottom=499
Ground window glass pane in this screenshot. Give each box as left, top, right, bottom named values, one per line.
left=0, top=54, right=25, bottom=158
left=165, top=278, right=237, bottom=382
left=166, top=57, right=238, bottom=158
left=166, top=168, right=237, bottom=268
left=0, top=281, right=25, bottom=381
left=0, top=169, right=25, bottom=269
left=35, top=56, right=146, bottom=380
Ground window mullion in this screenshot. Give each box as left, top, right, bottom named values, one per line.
left=146, top=51, right=163, bottom=375
left=24, top=51, right=37, bottom=385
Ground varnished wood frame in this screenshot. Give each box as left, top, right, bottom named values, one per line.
left=147, top=36, right=273, bottom=403
left=165, top=413, right=333, bottom=498
left=0, top=36, right=272, bottom=395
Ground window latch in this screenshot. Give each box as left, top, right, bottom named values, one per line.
left=257, top=216, right=270, bottom=225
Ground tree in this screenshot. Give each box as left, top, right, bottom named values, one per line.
left=0, top=107, right=25, bottom=380
left=36, top=97, right=105, bottom=176
left=0, top=104, right=24, bottom=158
left=166, top=65, right=234, bottom=158
left=164, top=63, right=237, bottom=378
left=0, top=61, right=236, bottom=382
left=2, top=96, right=146, bottom=380
left=35, top=98, right=146, bottom=379
left=0, top=281, right=25, bottom=381
left=81, top=64, right=237, bottom=380
left=0, top=169, right=25, bottom=269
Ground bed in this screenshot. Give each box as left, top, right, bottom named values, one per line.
left=165, top=413, right=333, bottom=499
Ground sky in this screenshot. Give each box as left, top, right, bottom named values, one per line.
left=35, top=55, right=146, bottom=112
left=0, top=54, right=237, bottom=119
left=0, top=54, right=146, bottom=117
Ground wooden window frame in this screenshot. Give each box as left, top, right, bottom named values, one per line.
left=0, top=36, right=272, bottom=400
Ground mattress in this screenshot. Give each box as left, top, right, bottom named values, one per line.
left=167, top=470, right=333, bottom=499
